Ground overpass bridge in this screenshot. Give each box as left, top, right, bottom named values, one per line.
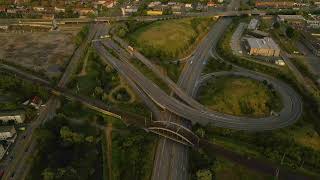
left=0, top=10, right=266, bottom=25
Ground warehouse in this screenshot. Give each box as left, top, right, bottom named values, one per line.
left=245, top=37, right=280, bottom=57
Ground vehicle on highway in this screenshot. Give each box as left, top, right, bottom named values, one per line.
left=99, top=34, right=111, bottom=39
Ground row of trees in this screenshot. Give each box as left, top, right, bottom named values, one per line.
left=0, top=72, right=49, bottom=101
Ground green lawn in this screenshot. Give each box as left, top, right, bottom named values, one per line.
left=197, top=76, right=282, bottom=117
left=128, top=17, right=214, bottom=60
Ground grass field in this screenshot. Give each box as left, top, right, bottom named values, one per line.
left=197, top=76, right=282, bottom=117
left=128, top=17, right=214, bottom=60
left=214, top=158, right=272, bottom=180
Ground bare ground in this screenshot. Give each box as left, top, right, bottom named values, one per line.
left=0, top=31, right=77, bottom=78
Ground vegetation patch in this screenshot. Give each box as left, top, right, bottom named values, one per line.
left=27, top=113, right=103, bottom=180
left=110, top=87, right=133, bottom=103
left=197, top=76, right=282, bottom=117
left=128, top=18, right=214, bottom=60
left=214, top=158, right=271, bottom=180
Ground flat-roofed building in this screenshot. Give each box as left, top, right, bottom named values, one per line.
left=277, top=15, right=305, bottom=22
left=0, top=126, right=16, bottom=140
left=248, top=18, right=259, bottom=30
left=245, top=37, right=280, bottom=57
left=0, top=110, right=25, bottom=124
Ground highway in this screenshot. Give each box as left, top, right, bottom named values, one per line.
left=1, top=23, right=100, bottom=180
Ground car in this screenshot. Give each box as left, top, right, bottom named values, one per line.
left=190, top=60, right=193, bottom=64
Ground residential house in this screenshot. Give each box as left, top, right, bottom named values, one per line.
left=75, top=8, right=96, bottom=16
left=33, top=6, right=46, bottom=12
left=54, top=6, right=65, bottom=13
left=185, top=3, right=192, bottom=8
left=207, top=1, right=217, bottom=7
left=0, top=126, right=16, bottom=141
left=148, top=1, right=162, bottom=8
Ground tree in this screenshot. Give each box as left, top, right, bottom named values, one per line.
left=116, top=24, right=129, bottom=38
left=273, top=22, right=280, bottom=29
left=196, top=128, right=205, bottom=138
left=196, top=169, right=212, bottom=180
left=42, top=168, right=55, bottom=180
left=286, top=26, right=298, bottom=39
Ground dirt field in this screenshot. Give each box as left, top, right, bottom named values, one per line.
left=0, top=31, right=77, bottom=78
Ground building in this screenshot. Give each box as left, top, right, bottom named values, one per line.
left=75, top=8, right=96, bottom=16
left=54, top=6, right=65, bottom=13
left=277, top=15, right=305, bottom=28
left=185, top=3, right=192, bottom=8
left=277, top=15, right=305, bottom=22
left=245, top=37, right=280, bottom=57
left=0, top=110, right=25, bottom=124
left=0, top=126, right=16, bottom=140
left=0, top=25, right=8, bottom=31
left=255, top=0, right=294, bottom=8
left=148, top=1, right=162, bottom=8
left=301, top=32, right=320, bottom=56
left=248, top=18, right=259, bottom=30
left=207, top=1, right=216, bottom=7
left=0, top=144, right=5, bottom=160
left=248, top=29, right=269, bottom=38
left=147, top=10, right=163, bottom=15
left=33, top=6, right=45, bottom=12
left=121, top=6, right=138, bottom=16
left=307, top=20, right=320, bottom=29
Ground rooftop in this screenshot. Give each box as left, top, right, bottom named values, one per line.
left=246, top=37, right=280, bottom=50
left=0, top=126, right=15, bottom=133
left=278, top=15, right=305, bottom=21
left=0, top=110, right=25, bottom=116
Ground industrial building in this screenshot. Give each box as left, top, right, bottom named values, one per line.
left=245, top=37, right=280, bottom=57
left=0, top=110, right=25, bottom=124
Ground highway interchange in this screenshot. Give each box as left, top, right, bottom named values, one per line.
left=93, top=13, right=302, bottom=180
left=0, top=3, right=305, bottom=179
